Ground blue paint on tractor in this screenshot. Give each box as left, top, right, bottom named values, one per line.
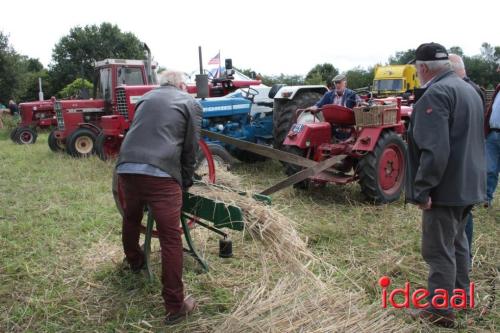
left=198, top=95, right=273, bottom=158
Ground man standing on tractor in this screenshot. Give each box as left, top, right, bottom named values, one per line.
left=116, top=70, right=202, bottom=325
left=406, top=43, right=486, bottom=328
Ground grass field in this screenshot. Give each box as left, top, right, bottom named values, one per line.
left=0, top=123, right=498, bottom=332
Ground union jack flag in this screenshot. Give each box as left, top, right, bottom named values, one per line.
left=208, top=52, right=220, bottom=65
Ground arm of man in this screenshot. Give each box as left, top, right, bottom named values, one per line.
left=314, top=91, right=332, bottom=108
left=180, top=99, right=202, bottom=189
left=412, top=91, right=451, bottom=204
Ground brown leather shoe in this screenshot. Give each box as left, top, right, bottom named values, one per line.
left=165, top=296, right=197, bottom=325
left=408, top=308, right=456, bottom=328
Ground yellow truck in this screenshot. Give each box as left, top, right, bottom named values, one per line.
left=372, top=64, right=420, bottom=97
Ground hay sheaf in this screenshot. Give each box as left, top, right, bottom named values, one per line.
left=188, top=181, right=410, bottom=332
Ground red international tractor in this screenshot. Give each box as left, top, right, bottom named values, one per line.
left=49, top=57, right=157, bottom=156
left=281, top=98, right=411, bottom=203
left=10, top=97, right=58, bottom=144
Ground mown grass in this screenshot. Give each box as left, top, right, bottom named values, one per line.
left=0, top=123, right=498, bottom=332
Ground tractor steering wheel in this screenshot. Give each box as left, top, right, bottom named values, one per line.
left=240, top=87, right=259, bottom=102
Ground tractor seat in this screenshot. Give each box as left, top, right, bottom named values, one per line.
left=320, top=104, right=355, bottom=126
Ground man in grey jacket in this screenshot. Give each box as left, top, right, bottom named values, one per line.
left=116, top=70, right=202, bottom=324
left=406, top=43, right=486, bottom=327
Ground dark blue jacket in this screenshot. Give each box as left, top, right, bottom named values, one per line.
left=315, top=88, right=358, bottom=108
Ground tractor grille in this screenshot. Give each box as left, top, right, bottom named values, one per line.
left=54, top=101, right=64, bottom=130
left=116, top=88, right=129, bottom=120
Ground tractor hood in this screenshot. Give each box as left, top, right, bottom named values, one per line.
left=199, top=97, right=251, bottom=117
left=19, top=100, right=55, bottom=112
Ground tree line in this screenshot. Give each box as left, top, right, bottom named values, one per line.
left=1, top=22, right=499, bottom=105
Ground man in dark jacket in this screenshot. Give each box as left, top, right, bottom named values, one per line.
left=116, top=70, right=202, bottom=324
left=406, top=43, right=486, bottom=328
left=449, top=53, right=486, bottom=266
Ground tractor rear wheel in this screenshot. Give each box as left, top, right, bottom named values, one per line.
left=14, top=127, right=37, bottom=144
left=272, top=91, right=323, bottom=149
left=96, top=133, right=122, bottom=161
left=48, top=130, right=65, bottom=152
left=358, top=131, right=407, bottom=203
left=66, top=128, right=97, bottom=158
left=283, top=146, right=310, bottom=190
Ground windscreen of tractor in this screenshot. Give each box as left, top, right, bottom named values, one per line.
left=117, top=67, right=145, bottom=85
left=373, top=79, right=403, bottom=92
left=95, top=68, right=112, bottom=102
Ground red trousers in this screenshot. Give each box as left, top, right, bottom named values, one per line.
left=119, top=174, right=184, bottom=314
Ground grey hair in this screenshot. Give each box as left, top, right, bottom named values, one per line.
left=158, top=70, right=186, bottom=89
left=448, top=54, right=465, bottom=71
left=416, top=59, right=451, bottom=71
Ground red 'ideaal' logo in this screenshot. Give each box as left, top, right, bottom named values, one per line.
left=379, top=276, right=474, bottom=309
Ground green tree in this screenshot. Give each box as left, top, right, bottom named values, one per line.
left=305, top=63, right=338, bottom=85
left=388, top=49, right=416, bottom=65
left=345, top=67, right=374, bottom=90
left=59, top=78, right=93, bottom=98
left=448, top=46, right=464, bottom=56
left=49, top=22, right=145, bottom=95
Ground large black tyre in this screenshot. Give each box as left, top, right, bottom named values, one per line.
left=283, top=146, right=310, bottom=190
left=231, top=148, right=267, bottom=163
left=14, top=127, right=37, bottom=144
left=358, top=131, right=407, bottom=203
left=66, top=128, right=97, bottom=158
left=48, top=130, right=65, bottom=152
left=10, top=128, right=19, bottom=142
left=195, top=143, right=235, bottom=180
left=272, top=91, right=323, bottom=149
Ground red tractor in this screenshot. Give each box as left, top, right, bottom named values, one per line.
left=49, top=56, right=160, bottom=156
left=10, top=97, right=58, bottom=144
left=282, top=98, right=411, bottom=203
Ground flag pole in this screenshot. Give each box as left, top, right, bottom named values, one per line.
left=218, top=49, right=221, bottom=78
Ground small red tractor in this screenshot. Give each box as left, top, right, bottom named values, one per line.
left=282, top=98, right=412, bottom=203
left=10, top=97, right=58, bottom=144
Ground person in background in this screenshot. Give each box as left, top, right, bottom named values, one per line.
left=448, top=53, right=486, bottom=266
left=483, top=63, right=500, bottom=208
left=406, top=43, right=486, bottom=328
left=116, top=70, right=202, bottom=325
left=8, top=100, right=18, bottom=116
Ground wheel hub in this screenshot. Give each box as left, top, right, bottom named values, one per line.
left=20, top=131, right=33, bottom=143
left=75, top=136, right=93, bottom=154
left=378, top=145, right=403, bottom=193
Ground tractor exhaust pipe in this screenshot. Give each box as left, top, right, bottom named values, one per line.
left=38, top=77, right=44, bottom=101
left=143, top=42, right=154, bottom=85
left=196, top=46, right=209, bottom=99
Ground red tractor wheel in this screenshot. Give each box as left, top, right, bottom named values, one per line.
left=358, top=131, right=407, bottom=203
left=14, top=127, right=37, bottom=144
left=112, top=139, right=216, bottom=237
left=66, top=128, right=97, bottom=157
left=96, top=133, right=122, bottom=161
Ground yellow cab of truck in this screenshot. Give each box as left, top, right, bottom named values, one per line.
left=372, top=65, right=420, bottom=97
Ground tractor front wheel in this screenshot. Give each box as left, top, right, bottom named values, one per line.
left=48, top=130, right=65, bottom=152
left=358, top=131, right=407, bottom=203
left=14, top=127, right=37, bottom=144
left=66, top=128, right=97, bottom=157
left=283, top=146, right=310, bottom=190
left=96, top=133, right=122, bottom=161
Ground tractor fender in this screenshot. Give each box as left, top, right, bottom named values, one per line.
left=353, top=127, right=384, bottom=152
left=283, top=122, right=331, bottom=149
left=78, top=122, right=101, bottom=135
left=272, top=85, right=328, bottom=101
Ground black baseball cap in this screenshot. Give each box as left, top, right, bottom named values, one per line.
left=409, top=42, right=449, bottom=64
